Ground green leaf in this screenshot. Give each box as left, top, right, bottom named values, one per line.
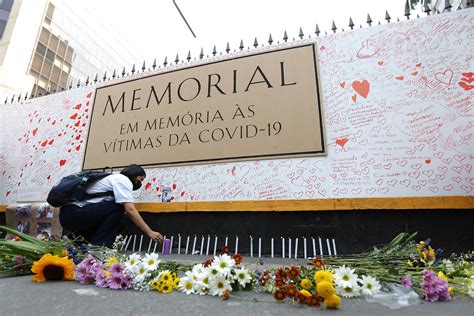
left=0, top=226, right=44, bottom=246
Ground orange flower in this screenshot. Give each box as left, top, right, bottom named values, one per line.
left=31, top=253, right=74, bottom=282
left=274, top=289, right=286, bottom=301
left=232, top=253, right=243, bottom=265
left=285, top=284, right=298, bottom=298
left=312, top=258, right=324, bottom=269
left=220, top=245, right=230, bottom=255
left=288, top=266, right=300, bottom=280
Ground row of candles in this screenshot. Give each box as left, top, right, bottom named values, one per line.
left=120, top=234, right=338, bottom=258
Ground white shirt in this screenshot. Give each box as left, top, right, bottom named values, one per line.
left=72, top=174, right=134, bottom=207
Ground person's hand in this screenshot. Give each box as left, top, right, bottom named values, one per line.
left=147, top=231, right=164, bottom=244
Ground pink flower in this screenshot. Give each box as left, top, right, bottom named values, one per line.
left=401, top=276, right=412, bottom=288
left=421, top=270, right=451, bottom=302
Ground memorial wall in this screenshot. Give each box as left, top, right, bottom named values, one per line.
left=0, top=10, right=472, bottom=204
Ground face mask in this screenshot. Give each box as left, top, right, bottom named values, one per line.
left=133, top=180, right=142, bottom=191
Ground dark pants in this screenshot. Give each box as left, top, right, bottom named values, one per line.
left=59, top=201, right=124, bottom=247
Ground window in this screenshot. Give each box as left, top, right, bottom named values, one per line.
left=31, top=54, right=43, bottom=72
left=36, top=43, right=47, bottom=56
left=48, top=34, right=59, bottom=50
left=45, top=49, right=55, bottom=62
left=39, top=27, right=50, bottom=44
left=41, top=59, right=52, bottom=77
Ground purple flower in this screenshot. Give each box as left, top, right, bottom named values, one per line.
left=82, top=255, right=95, bottom=267
left=107, top=273, right=125, bottom=290
left=120, top=273, right=133, bottom=289
left=401, top=276, right=412, bottom=288
left=15, top=255, right=25, bottom=266
left=421, top=270, right=451, bottom=302
left=94, top=269, right=108, bottom=288
left=110, top=263, right=124, bottom=274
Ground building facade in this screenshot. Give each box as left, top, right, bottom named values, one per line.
left=0, top=0, right=142, bottom=99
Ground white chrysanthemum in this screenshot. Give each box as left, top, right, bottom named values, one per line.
left=132, top=262, right=150, bottom=282
left=192, top=263, right=205, bottom=274
left=234, top=267, right=252, bottom=287
left=143, top=253, right=160, bottom=271
left=209, top=275, right=232, bottom=297
left=337, top=284, right=360, bottom=298
left=207, top=265, right=221, bottom=279
left=360, top=275, right=381, bottom=296
left=124, top=253, right=141, bottom=272
left=334, top=265, right=359, bottom=288
left=211, top=254, right=235, bottom=276
left=196, top=270, right=211, bottom=294
left=178, top=275, right=195, bottom=294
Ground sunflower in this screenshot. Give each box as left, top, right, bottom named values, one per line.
left=31, top=253, right=74, bottom=282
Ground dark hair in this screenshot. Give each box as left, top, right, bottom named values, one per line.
left=120, top=164, right=146, bottom=179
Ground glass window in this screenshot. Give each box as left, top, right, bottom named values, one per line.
left=51, top=65, right=61, bottom=83
left=62, top=62, right=70, bottom=73
left=65, top=47, right=74, bottom=63
left=0, top=20, right=6, bottom=39
left=41, top=59, right=52, bottom=77
left=0, top=0, right=14, bottom=11
left=45, top=49, right=55, bottom=62
left=46, top=3, right=54, bottom=20
left=39, top=27, right=50, bottom=44
left=59, top=72, right=68, bottom=87
left=53, top=57, right=61, bottom=67
left=57, top=41, right=66, bottom=57
left=31, top=54, right=43, bottom=72
left=48, top=34, right=59, bottom=50
left=36, top=43, right=46, bottom=56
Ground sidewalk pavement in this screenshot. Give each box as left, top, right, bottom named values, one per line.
left=0, top=254, right=472, bottom=316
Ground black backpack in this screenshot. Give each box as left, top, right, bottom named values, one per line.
left=47, top=169, right=113, bottom=207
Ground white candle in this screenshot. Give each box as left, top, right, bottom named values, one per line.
left=139, top=235, right=143, bottom=252
left=250, top=236, right=253, bottom=257
left=235, top=236, right=239, bottom=254
left=294, top=238, right=299, bottom=259
left=303, top=237, right=307, bottom=259
left=319, top=237, right=323, bottom=257
left=124, top=235, right=132, bottom=251
left=332, top=239, right=337, bottom=256
left=225, top=236, right=228, bottom=246
left=288, top=238, right=292, bottom=259
left=170, top=236, right=174, bottom=254
left=206, top=235, right=210, bottom=255
left=271, top=238, right=274, bottom=258
left=177, top=234, right=181, bottom=255
left=200, top=235, right=205, bottom=255
left=185, top=236, right=190, bottom=255
left=192, top=235, right=197, bottom=255
left=153, top=240, right=158, bottom=253
left=312, top=237, right=316, bottom=258
left=326, top=239, right=332, bottom=256
left=282, top=237, right=285, bottom=258
left=147, top=238, right=152, bottom=253
left=258, top=238, right=262, bottom=258
left=132, top=235, right=137, bottom=252
left=162, top=235, right=167, bottom=254
left=213, top=236, right=218, bottom=256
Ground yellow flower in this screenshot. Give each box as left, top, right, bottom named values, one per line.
left=105, top=271, right=111, bottom=278
left=317, top=281, right=335, bottom=298
left=150, top=279, right=160, bottom=290
left=161, top=281, right=174, bottom=294
left=299, top=289, right=312, bottom=298
left=107, top=257, right=118, bottom=266
left=173, top=277, right=180, bottom=289
left=448, top=287, right=454, bottom=295
left=61, top=249, right=68, bottom=257
left=438, top=271, right=448, bottom=283
left=325, top=294, right=341, bottom=309
left=170, top=272, right=177, bottom=280
left=300, top=278, right=312, bottom=290
left=314, top=270, right=334, bottom=284
left=31, top=253, right=74, bottom=282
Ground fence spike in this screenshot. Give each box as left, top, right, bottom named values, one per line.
left=405, top=0, right=411, bottom=19
left=349, top=17, right=354, bottom=29
left=424, top=2, right=431, bottom=14
left=268, top=33, right=273, bottom=45
left=174, top=53, right=179, bottom=64
left=25, top=92, right=29, bottom=100
left=417, top=14, right=420, bottom=18
left=85, top=76, right=89, bottom=85
left=226, top=42, right=230, bottom=53
left=283, top=30, right=288, bottom=42
left=76, top=79, right=81, bottom=88
left=93, top=74, right=98, bottom=83
left=253, top=37, right=258, bottom=48
left=199, top=48, right=204, bottom=59
left=17, top=93, right=22, bottom=101
left=331, top=21, right=337, bottom=33
left=142, top=61, right=146, bottom=72
left=239, top=40, right=244, bottom=51
left=385, top=10, right=391, bottom=23
left=112, top=69, right=116, bottom=79
left=11, top=95, right=15, bottom=102
left=444, top=0, right=452, bottom=11
left=298, top=27, right=304, bottom=39
left=212, top=45, right=217, bottom=56
left=131, top=64, right=136, bottom=74
left=315, top=24, right=320, bottom=36
left=397, top=17, right=400, bottom=22
left=187, top=50, right=191, bottom=61
left=163, top=56, right=168, bottom=67
left=103, top=71, right=107, bottom=81
left=121, top=67, right=126, bottom=77
left=68, top=82, right=72, bottom=90
left=366, top=13, right=372, bottom=26
left=152, top=58, right=156, bottom=70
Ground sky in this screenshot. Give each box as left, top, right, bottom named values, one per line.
left=67, top=0, right=426, bottom=67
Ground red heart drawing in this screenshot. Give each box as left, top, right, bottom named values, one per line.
left=416, top=63, right=422, bottom=67
left=6, top=191, right=10, bottom=197
left=395, top=76, right=404, bottom=80
left=52, top=120, right=56, bottom=125
left=59, top=159, right=66, bottom=166
left=74, top=120, right=81, bottom=127
left=32, top=128, right=38, bottom=136
left=425, top=159, right=431, bottom=164
left=411, top=71, right=418, bottom=76
left=180, top=191, right=185, bottom=197
left=435, top=69, right=453, bottom=85
left=145, top=182, right=152, bottom=190
left=336, top=138, right=349, bottom=148
left=351, top=94, right=357, bottom=102
left=47, top=175, right=51, bottom=180
left=74, top=104, right=82, bottom=110
left=86, top=92, right=93, bottom=98
left=339, top=82, right=346, bottom=88
left=75, top=145, right=81, bottom=151
left=352, top=80, right=370, bottom=99
left=41, top=140, right=48, bottom=147
left=320, top=45, right=326, bottom=51
left=377, top=61, right=384, bottom=65
left=70, top=113, right=78, bottom=120
left=172, top=183, right=177, bottom=190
